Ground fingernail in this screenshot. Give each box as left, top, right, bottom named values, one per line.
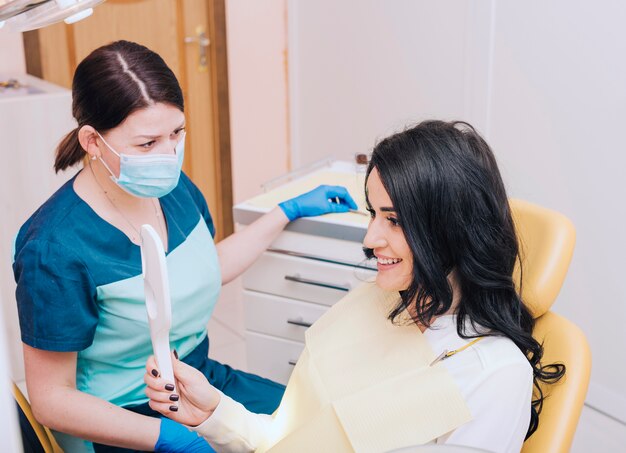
left=151, top=369, right=159, bottom=377
left=169, top=405, right=178, bottom=412
left=173, top=349, right=179, bottom=359
left=169, top=394, right=179, bottom=402
left=165, top=383, right=175, bottom=391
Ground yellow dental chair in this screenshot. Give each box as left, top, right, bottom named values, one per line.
left=510, top=199, right=591, bottom=453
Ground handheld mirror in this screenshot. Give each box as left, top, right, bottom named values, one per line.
left=140, top=224, right=175, bottom=389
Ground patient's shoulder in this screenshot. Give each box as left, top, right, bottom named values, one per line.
left=473, top=334, right=532, bottom=376
left=426, top=315, right=532, bottom=380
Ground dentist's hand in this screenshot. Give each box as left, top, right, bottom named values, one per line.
left=278, top=185, right=358, bottom=221
left=154, top=418, right=214, bottom=452
left=145, top=353, right=221, bottom=428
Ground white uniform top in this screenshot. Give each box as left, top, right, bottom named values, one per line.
left=428, top=315, right=533, bottom=452
left=192, top=314, right=533, bottom=453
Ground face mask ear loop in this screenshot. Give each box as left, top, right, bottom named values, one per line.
left=96, top=131, right=121, bottom=158
left=98, top=156, right=118, bottom=181
left=95, top=131, right=120, bottom=180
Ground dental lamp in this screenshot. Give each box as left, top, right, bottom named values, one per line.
left=0, top=0, right=103, bottom=31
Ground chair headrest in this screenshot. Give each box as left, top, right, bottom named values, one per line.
left=510, top=199, right=576, bottom=318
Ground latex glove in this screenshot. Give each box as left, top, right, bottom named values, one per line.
left=278, top=185, right=358, bottom=221
left=154, top=417, right=215, bottom=452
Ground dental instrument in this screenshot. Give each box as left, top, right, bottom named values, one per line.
left=330, top=196, right=369, bottom=216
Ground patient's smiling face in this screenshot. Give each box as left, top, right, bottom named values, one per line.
left=363, top=168, right=413, bottom=291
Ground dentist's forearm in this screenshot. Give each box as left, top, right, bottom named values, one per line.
left=25, top=344, right=160, bottom=450
left=216, top=207, right=289, bottom=284
left=32, top=385, right=160, bottom=449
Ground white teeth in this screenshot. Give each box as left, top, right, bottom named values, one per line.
left=377, top=257, right=402, bottom=265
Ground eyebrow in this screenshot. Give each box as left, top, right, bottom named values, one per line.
left=133, top=122, right=186, bottom=139
left=380, top=207, right=396, bottom=212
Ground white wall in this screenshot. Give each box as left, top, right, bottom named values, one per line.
left=287, top=0, right=626, bottom=446
left=0, top=299, right=22, bottom=452
left=0, top=28, right=28, bottom=451
left=288, top=0, right=475, bottom=167
left=487, top=0, right=626, bottom=425
left=0, top=29, right=25, bottom=73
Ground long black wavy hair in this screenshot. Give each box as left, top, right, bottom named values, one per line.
left=363, top=120, right=565, bottom=438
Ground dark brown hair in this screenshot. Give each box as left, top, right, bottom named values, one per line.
left=54, top=40, right=184, bottom=172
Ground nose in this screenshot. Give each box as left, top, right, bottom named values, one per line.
left=363, top=218, right=387, bottom=251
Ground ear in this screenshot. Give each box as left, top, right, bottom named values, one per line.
left=78, top=125, right=101, bottom=160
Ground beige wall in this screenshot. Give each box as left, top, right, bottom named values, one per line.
left=226, top=0, right=290, bottom=203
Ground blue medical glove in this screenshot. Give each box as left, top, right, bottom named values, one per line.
left=278, top=185, right=358, bottom=221
left=154, top=417, right=215, bottom=453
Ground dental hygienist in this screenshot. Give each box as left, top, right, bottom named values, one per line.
left=12, top=40, right=356, bottom=453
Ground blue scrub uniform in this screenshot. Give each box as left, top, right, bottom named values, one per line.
left=13, top=172, right=284, bottom=452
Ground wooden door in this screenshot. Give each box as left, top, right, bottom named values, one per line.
left=24, top=0, right=233, bottom=239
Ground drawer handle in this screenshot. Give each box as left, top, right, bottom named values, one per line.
left=284, top=274, right=350, bottom=292
left=288, top=360, right=298, bottom=366
left=287, top=318, right=313, bottom=328
left=268, top=248, right=377, bottom=271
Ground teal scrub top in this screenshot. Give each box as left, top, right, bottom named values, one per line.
left=13, top=171, right=222, bottom=408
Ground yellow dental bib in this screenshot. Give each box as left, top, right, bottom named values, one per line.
left=258, top=282, right=472, bottom=453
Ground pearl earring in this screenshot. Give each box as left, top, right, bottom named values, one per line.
left=91, top=155, right=97, bottom=161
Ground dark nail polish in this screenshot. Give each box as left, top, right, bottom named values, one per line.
left=169, top=405, right=178, bottom=412
left=169, top=394, right=179, bottom=402
left=151, top=369, right=159, bottom=377
left=165, top=383, right=175, bottom=391
left=173, top=349, right=179, bottom=359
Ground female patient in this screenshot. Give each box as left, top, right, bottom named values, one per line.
left=145, top=121, right=565, bottom=453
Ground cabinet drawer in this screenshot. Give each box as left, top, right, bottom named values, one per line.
left=243, top=251, right=375, bottom=306
left=245, top=332, right=304, bottom=386
left=243, top=290, right=327, bottom=342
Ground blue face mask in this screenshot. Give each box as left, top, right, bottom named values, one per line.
left=97, top=132, right=185, bottom=198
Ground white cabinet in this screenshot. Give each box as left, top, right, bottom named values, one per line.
left=241, top=240, right=376, bottom=385
left=245, top=332, right=305, bottom=385
left=243, top=251, right=367, bottom=307
left=243, top=291, right=327, bottom=343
